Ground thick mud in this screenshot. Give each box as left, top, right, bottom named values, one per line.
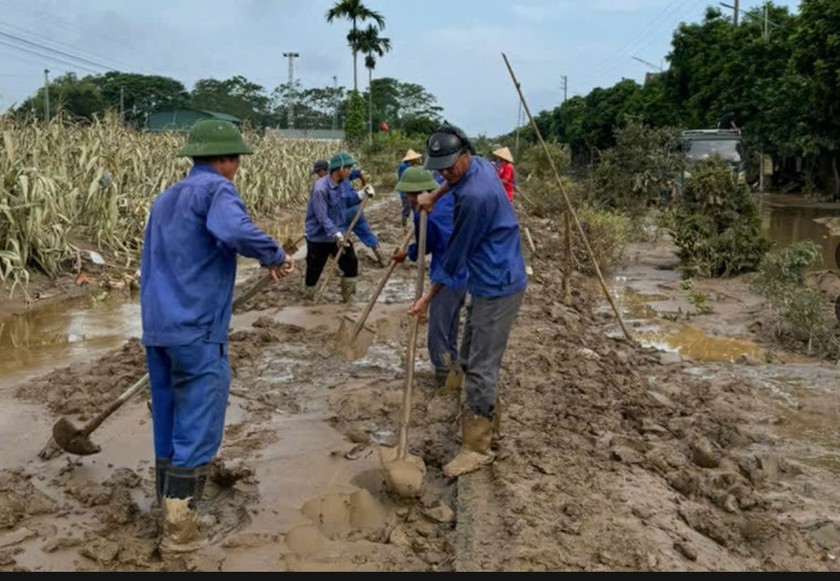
left=0, top=196, right=839, bottom=571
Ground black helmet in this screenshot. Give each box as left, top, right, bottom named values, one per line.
left=424, top=124, right=475, bottom=170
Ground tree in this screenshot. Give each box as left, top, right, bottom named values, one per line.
left=16, top=73, right=105, bottom=122
left=790, top=0, right=840, bottom=197
left=190, top=76, right=273, bottom=127
left=344, top=90, right=366, bottom=144
left=363, top=77, right=443, bottom=135
left=92, top=72, right=189, bottom=127
left=326, top=0, right=385, bottom=93
left=355, top=24, right=392, bottom=142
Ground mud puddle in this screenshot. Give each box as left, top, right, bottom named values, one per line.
left=0, top=294, right=141, bottom=391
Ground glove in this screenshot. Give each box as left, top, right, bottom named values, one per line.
left=334, top=232, right=345, bottom=245
left=364, top=184, right=375, bottom=197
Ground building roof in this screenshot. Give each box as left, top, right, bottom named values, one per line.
left=146, top=108, right=242, bottom=132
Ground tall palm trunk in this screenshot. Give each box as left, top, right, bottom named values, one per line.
left=368, top=66, right=373, bottom=144
left=352, top=19, right=358, bottom=92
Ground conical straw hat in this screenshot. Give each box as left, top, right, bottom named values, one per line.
left=402, top=149, right=422, bottom=162
left=492, top=147, right=514, bottom=163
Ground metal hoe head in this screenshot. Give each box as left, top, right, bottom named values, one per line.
left=335, top=314, right=376, bottom=362
left=52, top=417, right=101, bottom=456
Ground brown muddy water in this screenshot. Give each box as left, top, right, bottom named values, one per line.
left=761, top=193, right=840, bottom=272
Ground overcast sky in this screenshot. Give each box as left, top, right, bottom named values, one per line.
left=0, top=0, right=801, bottom=137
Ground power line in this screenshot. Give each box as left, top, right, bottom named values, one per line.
left=0, top=37, right=102, bottom=74
left=0, top=29, right=114, bottom=72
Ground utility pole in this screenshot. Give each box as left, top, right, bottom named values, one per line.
left=43, top=68, right=50, bottom=122
left=332, top=75, right=338, bottom=131
left=561, top=75, right=568, bottom=103
left=282, top=51, right=300, bottom=130
left=119, top=86, right=125, bottom=123
left=733, top=0, right=739, bottom=26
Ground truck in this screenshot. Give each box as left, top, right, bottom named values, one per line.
left=679, top=128, right=747, bottom=186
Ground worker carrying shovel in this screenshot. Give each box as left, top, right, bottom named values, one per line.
left=411, top=124, right=527, bottom=478
left=391, top=166, right=467, bottom=390
left=304, top=152, right=369, bottom=303
left=140, top=120, right=294, bottom=555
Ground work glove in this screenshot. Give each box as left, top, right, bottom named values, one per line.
left=355, top=185, right=375, bottom=200
left=334, top=232, right=345, bottom=245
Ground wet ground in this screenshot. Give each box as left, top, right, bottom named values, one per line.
left=0, top=194, right=839, bottom=571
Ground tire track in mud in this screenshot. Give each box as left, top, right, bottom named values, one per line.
left=454, top=469, right=508, bottom=571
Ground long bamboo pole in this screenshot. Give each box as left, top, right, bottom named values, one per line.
left=501, top=53, right=632, bottom=342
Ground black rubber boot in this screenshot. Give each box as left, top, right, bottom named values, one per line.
left=155, top=458, right=170, bottom=506
left=160, top=464, right=209, bottom=555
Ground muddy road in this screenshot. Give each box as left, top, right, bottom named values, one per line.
left=1, top=196, right=839, bottom=571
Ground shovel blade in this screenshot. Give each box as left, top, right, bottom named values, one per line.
left=335, top=315, right=376, bottom=362
left=52, top=417, right=101, bottom=456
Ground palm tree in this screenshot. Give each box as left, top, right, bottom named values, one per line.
left=356, top=24, right=392, bottom=141
left=325, top=0, right=385, bottom=93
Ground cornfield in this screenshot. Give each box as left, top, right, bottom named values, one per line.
left=0, top=112, right=338, bottom=297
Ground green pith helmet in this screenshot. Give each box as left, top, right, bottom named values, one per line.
left=328, top=151, right=357, bottom=172
left=177, top=119, right=254, bottom=157
left=395, top=166, right=439, bottom=193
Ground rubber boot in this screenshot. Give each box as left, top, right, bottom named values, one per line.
left=154, top=458, right=170, bottom=507
left=434, top=368, right=449, bottom=389
left=159, top=464, right=209, bottom=556
left=444, top=366, right=465, bottom=392
left=372, top=246, right=387, bottom=268
left=303, top=285, right=316, bottom=302
left=443, top=414, right=495, bottom=478
left=340, top=277, right=357, bottom=304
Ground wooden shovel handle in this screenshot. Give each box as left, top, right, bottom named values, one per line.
left=397, top=210, right=427, bottom=460
left=314, top=195, right=371, bottom=304
left=351, top=228, right=415, bottom=339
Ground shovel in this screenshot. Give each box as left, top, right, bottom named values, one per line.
left=40, top=251, right=295, bottom=460
left=312, top=194, right=371, bottom=304
left=335, top=228, right=414, bottom=361
left=380, top=210, right=428, bottom=498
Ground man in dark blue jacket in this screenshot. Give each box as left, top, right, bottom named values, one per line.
left=141, top=120, right=294, bottom=554
left=411, top=124, right=528, bottom=478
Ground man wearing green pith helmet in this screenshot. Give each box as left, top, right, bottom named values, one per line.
left=304, top=151, right=372, bottom=302
left=140, top=119, right=294, bottom=556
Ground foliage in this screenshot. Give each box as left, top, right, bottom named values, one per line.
left=326, top=0, right=386, bottom=93
left=668, top=157, right=770, bottom=278
left=344, top=90, right=367, bottom=145
left=357, top=129, right=425, bottom=188
left=361, top=77, right=443, bottom=136
left=190, top=76, right=272, bottom=127
left=749, top=240, right=838, bottom=356
left=590, top=121, right=683, bottom=215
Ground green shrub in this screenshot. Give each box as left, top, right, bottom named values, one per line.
left=344, top=91, right=366, bottom=146
left=669, top=158, right=769, bottom=278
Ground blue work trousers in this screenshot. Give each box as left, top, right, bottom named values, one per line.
left=146, top=341, right=231, bottom=468
left=428, top=285, right=467, bottom=373
left=343, top=207, right=378, bottom=249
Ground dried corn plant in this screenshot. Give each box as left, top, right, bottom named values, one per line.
left=0, top=112, right=337, bottom=297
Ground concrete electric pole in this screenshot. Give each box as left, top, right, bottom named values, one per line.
left=332, top=75, right=338, bottom=131
left=283, top=51, right=300, bottom=129
left=561, top=75, right=568, bottom=103
left=43, top=68, right=50, bottom=122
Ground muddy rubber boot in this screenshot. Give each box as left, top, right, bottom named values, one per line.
left=443, top=414, right=495, bottom=478
left=302, top=285, right=316, bottom=302
left=340, top=277, right=357, bottom=304
left=154, top=458, right=170, bottom=507
left=444, top=367, right=465, bottom=392
left=159, top=465, right=208, bottom=556
left=492, top=395, right=503, bottom=441
left=434, top=368, right=449, bottom=389
left=372, top=246, right=387, bottom=268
